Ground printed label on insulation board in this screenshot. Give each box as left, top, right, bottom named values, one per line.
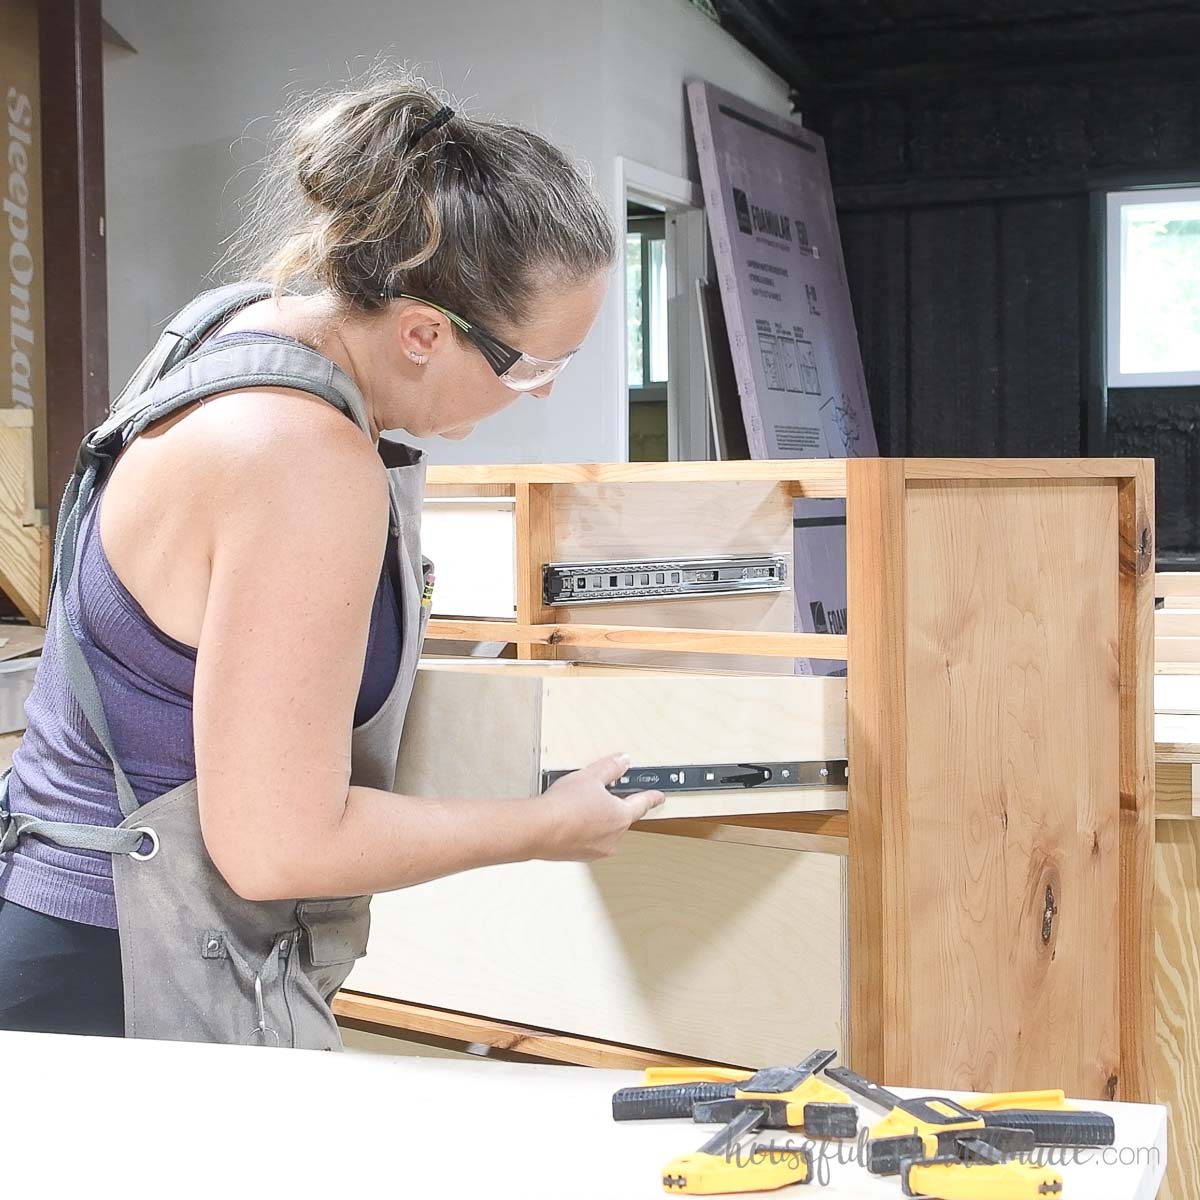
left=688, top=81, right=877, bottom=676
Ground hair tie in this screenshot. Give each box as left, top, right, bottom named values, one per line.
left=406, top=105, right=455, bottom=151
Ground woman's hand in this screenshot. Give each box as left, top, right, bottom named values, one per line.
left=535, top=754, right=665, bottom=861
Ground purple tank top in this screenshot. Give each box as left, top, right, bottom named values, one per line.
left=0, top=464, right=402, bottom=930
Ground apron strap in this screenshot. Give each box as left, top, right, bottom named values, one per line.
left=13, top=285, right=383, bottom=854
left=53, top=462, right=142, bottom=818
left=106, top=282, right=272, bottom=418
left=0, top=810, right=147, bottom=856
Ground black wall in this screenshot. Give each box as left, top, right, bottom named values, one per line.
left=808, top=70, right=1200, bottom=559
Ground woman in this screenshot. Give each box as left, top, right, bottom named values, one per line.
left=0, top=76, right=664, bottom=1046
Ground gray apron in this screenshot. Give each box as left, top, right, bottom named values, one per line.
left=0, top=284, right=428, bottom=1049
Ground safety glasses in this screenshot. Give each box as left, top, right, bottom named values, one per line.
left=386, top=292, right=577, bottom=392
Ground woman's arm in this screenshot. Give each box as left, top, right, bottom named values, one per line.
left=190, top=391, right=660, bottom=902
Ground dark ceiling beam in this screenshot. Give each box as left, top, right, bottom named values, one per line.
left=715, top=2, right=1200, bottom=92
left=820, top=45, right=1200, bottom=92
left=797, top=12, right=1200, bottom=84
left=711, top=0, right=824, bottom=110
left=755, top=0, right=1197, bottom=41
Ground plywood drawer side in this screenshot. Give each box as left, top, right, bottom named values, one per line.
left=351, top=831, right=847, bottom=1067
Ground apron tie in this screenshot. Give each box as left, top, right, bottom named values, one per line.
left=0, top=805, right=24, bottom=854
left=0, top=805, right=151, bottom=856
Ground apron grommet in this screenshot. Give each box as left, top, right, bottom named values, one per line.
left=129, top=826, right=160, bottom=861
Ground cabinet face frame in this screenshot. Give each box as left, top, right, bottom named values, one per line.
left=421, top=457, right=1155, bottom=1102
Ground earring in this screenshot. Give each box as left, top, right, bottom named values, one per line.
left=409, top=352, right=428, bottom=365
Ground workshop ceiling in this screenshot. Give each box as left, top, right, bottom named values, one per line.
left=708, top=1, right=1200, bottom=94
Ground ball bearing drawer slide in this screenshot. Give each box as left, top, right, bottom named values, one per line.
left=543, top=554, right=788, bottom=605
left=542, top=760, right=848, bottom=797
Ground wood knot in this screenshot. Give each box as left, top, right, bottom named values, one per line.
left=547, top=631, right=564, bottom=645
left=1136, top=523, right=1153, bottom=574
left=1021, top=856, right=1062, bottom=961
left=1041, top=883, right=1059, bottom=945
left=1105, top=1074, right=1118, bottom=1101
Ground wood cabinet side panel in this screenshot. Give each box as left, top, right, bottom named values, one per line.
left=903, top=478, right=1121, bottom=1097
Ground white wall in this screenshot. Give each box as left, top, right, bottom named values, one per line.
left=101, top=0, right=790, bottom=464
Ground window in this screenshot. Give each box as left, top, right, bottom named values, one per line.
left=626, top=215, right=668, bottom=389
left=1107, top=186, right=1200, bottom=387
left=627, top=210, right=669, bottom=462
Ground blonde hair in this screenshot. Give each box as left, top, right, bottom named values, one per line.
left=228, top=68, right=616, bottom=330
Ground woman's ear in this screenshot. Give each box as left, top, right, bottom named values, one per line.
left=395, top=302, right=448, bottom=363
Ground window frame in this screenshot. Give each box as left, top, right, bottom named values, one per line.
left=1106, top=184, right=1200, bottom=389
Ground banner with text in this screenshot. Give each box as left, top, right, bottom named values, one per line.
left=1, top=0, right=44, bottom=419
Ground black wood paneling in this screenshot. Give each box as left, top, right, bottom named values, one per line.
left=1110, top=388, right=1200, bottom=559
left=840, top=209, right=908, bottom=456
left=998, top=198, right=1085, bottom=457
left=819, top=75, right=1200, bottom=555
left=710, top=2, right=1200, bottom=554
left=908, top=205, right=1002, bottom=456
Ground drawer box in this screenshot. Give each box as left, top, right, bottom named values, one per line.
left=351, top=831, right=847, bottom=1067
left=394, top=660, right=848, bottom=820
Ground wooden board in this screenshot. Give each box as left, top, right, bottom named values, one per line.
left=1154, top=713, right=1200, bottom=764
left=1154, top=818, right=1200, bottom=1200
left=334, top=993, right=729, bottom=1069
left=1157, top=572, right=1200, bottom=599
left=638, top=814, right=849, bottom=856
left=1155, top=611, right=1200, bottom=637
left=1156, top=637, right=1200, bottom=665
left=0, top=422, right=48, bottom=622
left=349, top=832, right=847, bottom=1067
left=425, top=620, right=843, bottom=660
left=0, top=622, right=44, bottom=661
left=901, top=458, right=1143, bottom=481
left=427, top=461, right=849, bottom=490
left=1155, top=763, right=1199, bottom=820
left=1117, top=462, right=1159, bottom=1108
left=846, top=458, right=904, bottom=1084
left=425, top=459, right=1146, bottom=488
left=849, top=464, right=1137, bottom=1099
left=515, top=482, right=556, bottom=659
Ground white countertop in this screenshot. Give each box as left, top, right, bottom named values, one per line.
left=0, top=1030, right=1166, bottom=1199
